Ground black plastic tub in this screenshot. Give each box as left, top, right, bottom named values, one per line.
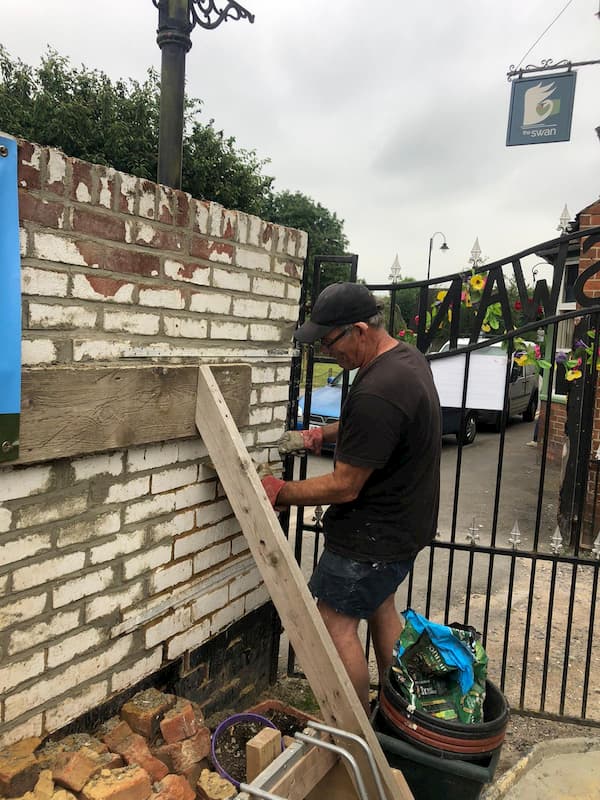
left=373, top=708, right=501, bottom=800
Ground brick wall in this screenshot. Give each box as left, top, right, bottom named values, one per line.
left=0, top=140, right=307, bottom=745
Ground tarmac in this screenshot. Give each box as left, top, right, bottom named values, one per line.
left=482, top=737, right=600, bottom=799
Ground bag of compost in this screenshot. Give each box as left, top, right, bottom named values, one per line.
left=391, top=609, right=488, bottom=723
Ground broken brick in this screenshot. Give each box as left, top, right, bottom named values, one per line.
left=120, top=691, right=176, bottom=740
left=150, top=774, right=195, bottom=800
left=196, top=770, right=236, bottom=800
left=156, top=728, right=210, bottom=774
left=96, top=719, right=134, bottom=752
left=81, top=766, right=152, bottom=800
left=52, top=749, right=101, bottom=793
left=159, top=701, right=196, bottom=745
left=31, top=770, right=54, bottom=800
left=0, top=741, right=42, bottom=797
left=112, top=736, right=168, bottom=783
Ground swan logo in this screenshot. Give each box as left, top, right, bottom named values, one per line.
left=506, top=72, right=577, bottom=147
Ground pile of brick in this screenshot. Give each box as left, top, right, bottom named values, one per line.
left=0, top=689, right=249, bottom=800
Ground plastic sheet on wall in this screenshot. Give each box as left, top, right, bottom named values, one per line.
left=0, top=133, right=21, bottom=462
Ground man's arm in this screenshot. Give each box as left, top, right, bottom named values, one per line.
left=275, top=458, right=372, bottom=507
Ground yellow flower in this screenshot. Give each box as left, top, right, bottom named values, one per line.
left=566, top=369, right=582, bottom=381
left=470, top=274, right=485, bottom=291
left=436, top=290, right=448, bottom=302
left=514, top=354, right=529, bottom=367
left=482, top=323, right=491, bottom=332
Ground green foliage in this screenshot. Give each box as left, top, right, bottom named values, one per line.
left=0, top=47, right=348, bottom=265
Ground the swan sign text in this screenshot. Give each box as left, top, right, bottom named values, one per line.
left=506, top=72, right=576, bottom=146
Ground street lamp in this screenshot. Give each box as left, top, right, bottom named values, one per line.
left=153, top=0, right=255, bottom=189
left=531, top=261, right=549, bottom=284
left=427, top=232, right=449, bottom=281
left=469, top=237, right=485, bottom=269
left=557, top=204, right=572, bottom=234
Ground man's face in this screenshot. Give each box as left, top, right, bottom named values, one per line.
left=318, top=325, right=359, bottom=370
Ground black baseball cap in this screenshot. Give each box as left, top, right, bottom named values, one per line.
left=294, top=282, right=378, bottom=344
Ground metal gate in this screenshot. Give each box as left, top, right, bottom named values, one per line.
left=281, top=227, right=600, bottom=725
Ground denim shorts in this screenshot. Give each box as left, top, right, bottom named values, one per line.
left=308, top=549, right=414, bottom=619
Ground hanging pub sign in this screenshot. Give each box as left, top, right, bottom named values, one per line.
left=506, top=71, right=577, bottom=146
left=0, top=133, right=21, bottom=462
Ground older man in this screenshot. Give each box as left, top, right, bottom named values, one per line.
left=261, top=282, right=441, bottom=713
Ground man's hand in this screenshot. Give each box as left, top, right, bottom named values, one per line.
left=261, top=475, right=286, bottom=509
left=278, top=427, right=324, bottom=456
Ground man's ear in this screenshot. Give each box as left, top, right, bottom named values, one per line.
left=354, top=322, right=369, bottom=333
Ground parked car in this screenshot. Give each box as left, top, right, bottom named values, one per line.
left=297, top=369, right=477, bottom=449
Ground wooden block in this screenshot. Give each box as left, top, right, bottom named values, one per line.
left=245, top=728, right=282, bottom=783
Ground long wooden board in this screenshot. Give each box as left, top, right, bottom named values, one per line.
left=16, top=364, right=250, bottom=464
left=195, top=365, right=413, bottom=800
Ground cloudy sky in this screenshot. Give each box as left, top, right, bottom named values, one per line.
left=2, top=1, right=599, bottom=285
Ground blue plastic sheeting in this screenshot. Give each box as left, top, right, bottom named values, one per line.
left=0, top=133, right=21, bottom=415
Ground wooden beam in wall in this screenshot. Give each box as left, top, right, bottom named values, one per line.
left=195, top=365, right=413, bottom=800
left=16, top=364, right=250, bottom=465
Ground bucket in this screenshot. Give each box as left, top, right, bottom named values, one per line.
left=379, top=670, right=509, bottom=764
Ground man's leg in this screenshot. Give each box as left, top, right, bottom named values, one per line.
left=317, top=598, right=370, bottom=714
left=368, top=592, right=403, bottom=688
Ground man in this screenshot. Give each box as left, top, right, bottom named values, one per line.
left=261, top=282, right=441, bottom=713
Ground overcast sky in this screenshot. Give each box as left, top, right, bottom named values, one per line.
left=2, top=1, right=599, bottom=285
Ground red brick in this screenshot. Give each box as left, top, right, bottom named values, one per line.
left=104, top=247, right=160, bottom=278
left=189, top=237, right=233, bottom=263
left=76, top=239, right=106, bottom=268
left=192, top=201, right=210, bottom=234
left=262, top=223, right=273, bottom=246
left=97, top=165, right=117, bottom=211
left=159, top=700, right=197, bottom=744
left=0, top=739, right=41, bottom=796
left=72, top=208, right=127, bottom=242
left=19, top=191, right=65, bottom=228
left=120, top=689, right=176, bottom=739
left=18, top=141, right=42, bottom=190
left=97, top=718, right=134, bottom=751
left=158, top=188, right=176, bottom=225
left=113, top=736, right=168, bottom=783
left=71, top=159, right=94, bottom=202
left=81, top=766, right=152, bottom=800
left=150, top=774, right=195, bottom=800
left=134, top=225, right=183, bottom=253
left=174, top=192, right=190, bottom=228
left=79, top=274, right=133, bottom=300
left=158, top=728, right=211, bottom=773
left=52, top=749, right=101, bottom=792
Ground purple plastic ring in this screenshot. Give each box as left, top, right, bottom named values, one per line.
left=210, top=712, right=281, bottom=788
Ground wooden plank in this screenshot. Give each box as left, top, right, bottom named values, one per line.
left=266, top=743, right=339, bottom=800
left=246, top=727, right=282, bottom=783
left=195, top=365, right=413, bottom=800
left=16, top=364, right=250, bottom=464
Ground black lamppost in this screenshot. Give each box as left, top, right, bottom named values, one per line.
left=152, top=0, right=254, bottom=189
left=426, top=231, right=449, bottom=282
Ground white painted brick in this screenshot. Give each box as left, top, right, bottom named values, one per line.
left=257, top=425, right=285, bottom=445
left=0, top=652, right=45, bottom=694
left=21, top=266, right=68, bottom=297
left=111, top=648, right=163, bottom=693
left=237, top=213, right=248, bottom=242
left=177, top=439, right=208, bottom=462
left=139, top=185, right=155, bottom=219
left=0, top=574, right=7, bottom=596
left=29, top=302, right=97, bottom=329
left=104, top=310, right=160, bottom=335
left=76, top=182, right=91, bottom=202
left=174, top=481, right=216, bottom=510
left=252, top=366, right=276, bottom=383
left=222, top=210, right=237, bottom=238
left=189, top=291, right=231, bottom=315
left=73, top=453, right=124, bottom=482
left=0, top=533, right=51, bottom=567
left=73, top=339, right=131, bottom=361
left=145, top=606, right=192, bottom=649
left=167, top=618, right=210, bottom=660
left=47, top=148, right=66, bottom=184
left=44, top=681, right=108, bottom=731
left=191, top=586, right=228, bottom=622
left=250, top=323, right=284, bottom=342
left=210, top=320, right=248, bottom=340
left=232, top=297, right=269, bottom=318
left=119, top=173, right=138, bottom=214
left=0, top=716, right=42, bottom=749
left=245, top=583, right=270, bottom=613
left=32, top=232, right=88, bottom=266
left=297, top=231, right=308, bottom=259
left=164, top=259, right=210, bottom=286
left=0, top=465, right=52, bottom=501
left=269, top=301, right=297, bottom=322
left=260, top=385, right=291, bottom=404
left=197, top=464, right=216, bottom=482
left=139, top=287, right=185, bottom=309
left=151, top=465, right=197, bottom=494
left=47, top=628, right=104, bottom=668
left=86, top=582, right=144, bottom=622
left=105, top=476, right=150, bottom=504
left=235, top=249, right=271, bottom=272
left=0, top=593, right=47, bottom=627
left=53, top=567, right=114, bottom=608
left=163, top=316, right=208, bottom=339
left=195, top=499, right=232, bottom=528
left=90, top=530, right=146, bottom=564
left=287, top=283, right=301, bottom=303
left=57, top=511, right=121, bottom=548
left=212, top=269, right=251, bottom=293
left=249, top=407, right=273, bottom=426
left=241, top=430, right=255, bottom=448
left=99, top=170, right=116, bottom=209
left=173, top=530, right=205, bottom=559
left=231, top=534, right=249, bottom=556
left=124, top=492, right=175, bottom=525
left=250, top=389, right=259, bottom=405
left=148, top=510, right=195, bottom=543
left=272, top=405, right=288, bottom=422
left=210, top=598, right=244, bottom=635
left=229, top=566, right=263, bottom=600
left=209, top=202, right=223, bottom=237
left=72, top=274, right=135, bottom=304
left=123, top=544, right=172, bottom=580
left=276, top=365, right=292, bottom=381
left=127, top=442, right=179, bottom=473
left=150, top=559, right=193, bottom=593
left=194, top=201, right=209, bottom=234
left=253, top=276, right=286, bottom=298
left=22, top=338, right=57, bottom=365
left=247, top=216, right=262, bottom=247
left=192, top=542, right=231, bottom=574
left=20, top=227, right=27, bottom=255
left=9, top=610, right=80, bottom=655
left=173, top=517, right=238, bottom=558
left=13, top=551, right=85, bottom=591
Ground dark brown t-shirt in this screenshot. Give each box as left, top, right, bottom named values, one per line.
left=323, top=343, right=441, bottom=562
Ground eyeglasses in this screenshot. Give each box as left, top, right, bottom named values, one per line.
left=319, top=325, right=353, bottom=350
